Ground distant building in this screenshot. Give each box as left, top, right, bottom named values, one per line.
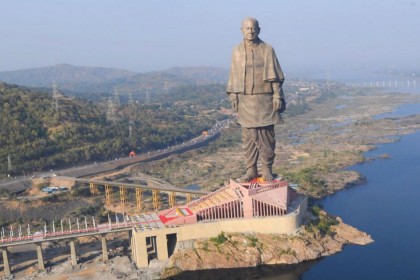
left=131, top=179, right=307, bottom=267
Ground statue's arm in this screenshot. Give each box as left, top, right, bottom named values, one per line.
left=227, top=92, right=239, bottom=112
left=272, top=82, right=286, bottom=113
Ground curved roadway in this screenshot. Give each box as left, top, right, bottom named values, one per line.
left=0, top=120, right=231, bottom=193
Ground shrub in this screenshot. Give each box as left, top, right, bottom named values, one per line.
left=71, top=186, right=91, bottom=197
left=210, top=231, right=228, bottom=245
left=246, top=235, right=259, bottom=247
left=0, top=188, right=11, bottom=199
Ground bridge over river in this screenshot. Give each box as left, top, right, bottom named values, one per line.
left=71, top=175, right=209, bottom=210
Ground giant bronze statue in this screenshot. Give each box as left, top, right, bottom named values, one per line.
left=227, top=17, right=286, bottom=181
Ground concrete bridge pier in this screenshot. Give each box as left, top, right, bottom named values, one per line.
left=1, top=248, right=11, bottom=276
left=132, top=233, right=172, bottom=268
left=134, top=236, right=148, bottom=267
left=35, top=243, right=45, bottom=271
left=156, top=234, right=169, bottom=260
left=101, top=235, right=109, bottom=262
left=69, top=240, right=78, bottom=267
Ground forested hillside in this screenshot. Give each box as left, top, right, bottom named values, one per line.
left=0, top=82, right=223, bottom=177
left=0, top=63, right=136, bottom=88
left=0, top=64, right=228, bottom=100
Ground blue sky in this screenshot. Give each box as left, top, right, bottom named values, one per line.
left=1, top=0, right=419, bottom=73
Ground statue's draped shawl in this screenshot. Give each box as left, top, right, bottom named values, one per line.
left=226, top=40, right=284, bottom=93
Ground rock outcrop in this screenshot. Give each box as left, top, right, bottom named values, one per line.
left=163, top=211, right=373, bottom=277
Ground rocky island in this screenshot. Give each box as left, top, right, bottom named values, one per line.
left=163, top=210, right=373, bottom=278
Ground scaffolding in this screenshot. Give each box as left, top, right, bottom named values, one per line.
left=89, top=183, right=99, bottom=196
left=119, top=186, right=127, bottom=206
left=136, top=189, right=143, bottom=211
left=169, top=192, right=176, bottom=208
left=186, top=193, right=193, bottom=204
left=105, top=185, right=113, bottom=206
left=152, top=190, right=160, bottom=210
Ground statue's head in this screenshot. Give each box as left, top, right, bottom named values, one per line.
left=241, top=17, right=260, bottom=42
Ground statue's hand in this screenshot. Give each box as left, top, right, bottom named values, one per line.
left=231, top=99, right=239, bottom=112
left=273, top=98, right=281, bottom=111
left=273, top=98, right=286, bottom=113
left=279, top=98, right=286, bottom=113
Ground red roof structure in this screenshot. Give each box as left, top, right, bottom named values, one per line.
left=159, top=179, right=297, bottom=226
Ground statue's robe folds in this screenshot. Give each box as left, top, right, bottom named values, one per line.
left=226, top=40, right=285, bottom=128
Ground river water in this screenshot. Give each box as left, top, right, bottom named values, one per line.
left=302, top=68, right=420, bottom=94
left=302, top=118, right=420, bottom=279
left=293, top=99, right=420, bottom=280
left=173, top=72, right=420, bottom=280
left=174, top=102, right=420, bottom=280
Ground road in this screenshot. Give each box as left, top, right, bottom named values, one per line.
left=0, top=120, right=231, bottom=193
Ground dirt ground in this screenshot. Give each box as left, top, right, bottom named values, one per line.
left=2, top=88, right=420, bottom=279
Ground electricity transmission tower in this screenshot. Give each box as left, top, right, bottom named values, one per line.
left=106, top=97, right=117, bottom=123
left=7, top=155, right=12, bottom=176
left=51, top=82, right=60, bottom=111
left=128, top=92, right=134, bottom=107
left=145, top=89, right=150, bottom=105
left=163, top=82, right=169, bottom=95
left=113, top=88, right=121, bottom=107
left=128, top=120, right=136, bottom=147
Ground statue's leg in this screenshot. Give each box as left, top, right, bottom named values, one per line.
left=240, top=127, right=258, bottom=181
left=259, top=125, right=276, bottom=180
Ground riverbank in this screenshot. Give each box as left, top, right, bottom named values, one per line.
left=162, top=209, right=373, bottom=279
left=2, top=88, right=419, bottom=279
left=135, top=88, right=420, bottom=199
left=1, top=208, right=370, bottom=280
left=275, top=89, right=420, bottom=198
left=300, top=116, right=420, bottom=279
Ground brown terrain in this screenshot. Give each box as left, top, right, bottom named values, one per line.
left=134, top=89, right=420, bottom=198
left=163, top=211, right=373, bottom=278
left=1, top=88, right=420, bottom=279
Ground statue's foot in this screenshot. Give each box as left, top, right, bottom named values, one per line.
left=262, top=173, right=274, bottom=181
left=261, top=167, right=274, bottom=181
left=239, top=168, right=258, bottom=182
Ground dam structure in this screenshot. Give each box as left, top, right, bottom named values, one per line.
left=131, top=178, right=307, bottom=267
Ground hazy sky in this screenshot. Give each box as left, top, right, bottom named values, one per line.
left=1, top=0, right=419, bottom=73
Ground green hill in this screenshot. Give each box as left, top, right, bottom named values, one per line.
left=0, top=82, right=222, bottom=177
left=0, top=64, right=228, bottom=101
left=0, top=63, right=136, bottom=88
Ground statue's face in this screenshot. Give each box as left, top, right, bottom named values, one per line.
left=241, top=19, right=260, bottom=42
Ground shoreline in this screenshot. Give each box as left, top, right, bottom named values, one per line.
left=132, top=89, right=420, bottom=277
left=161, top=210, right=373, bottom=279
left=2, top=88, right=420, bottom=279
left=273, top=91, right=420, bottom=199
left=133, top=90, right=420, bottom=199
